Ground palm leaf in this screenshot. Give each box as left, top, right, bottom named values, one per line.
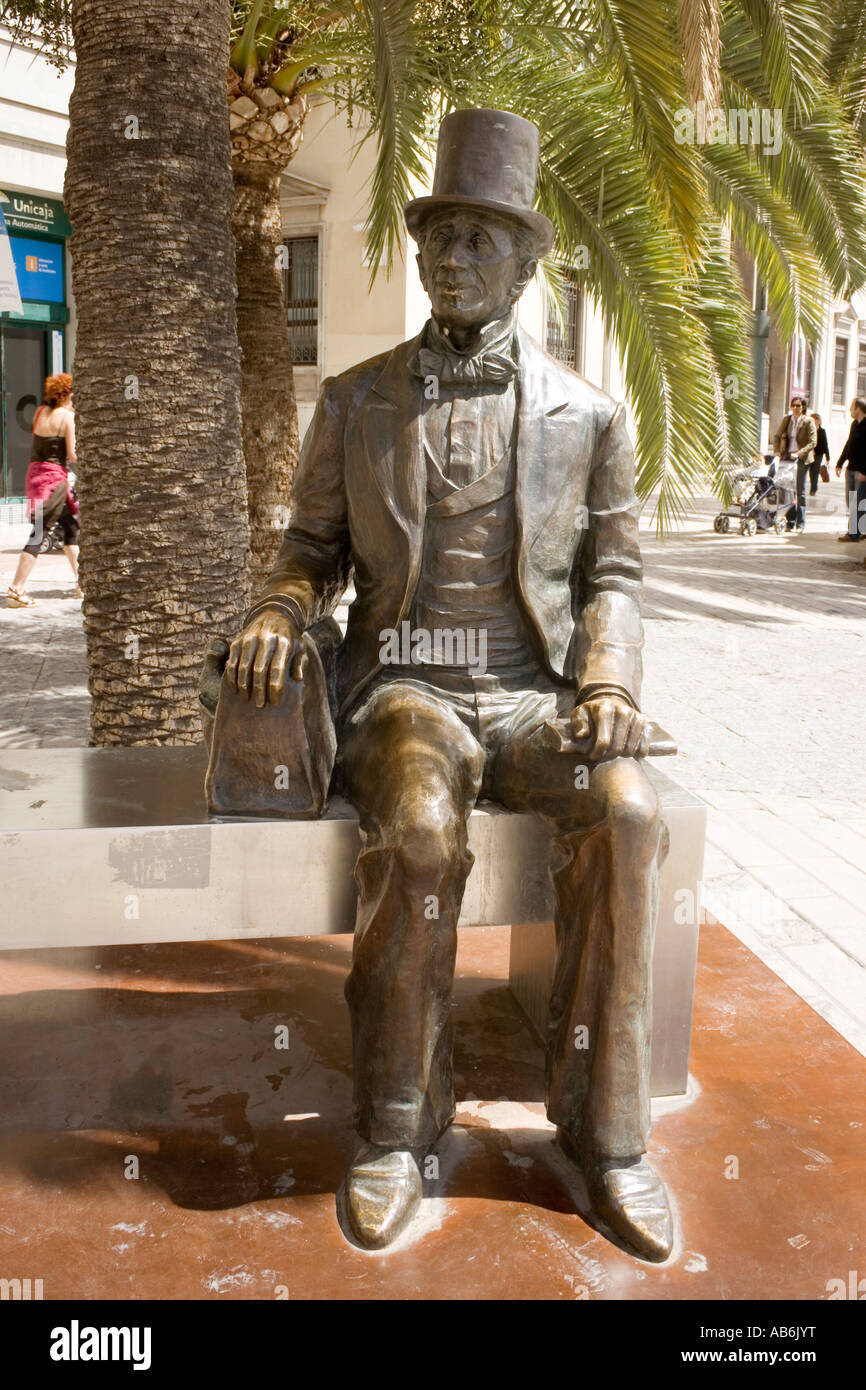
left=678, top=0, right=722, bottom=109
left=579, top=0, right=711, bottom=264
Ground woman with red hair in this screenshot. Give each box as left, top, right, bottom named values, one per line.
left=5, top=373, right=81, bottom=607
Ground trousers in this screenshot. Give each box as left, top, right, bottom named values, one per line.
left=846, top=469, right=866, bottom=537
left=339, top=668, right=668, bottom=1162
left=785, top=459, right=810, bottom=528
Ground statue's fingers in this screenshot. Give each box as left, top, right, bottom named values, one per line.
left=268, top=637, right=291, bottom=705
left=636, top=722, right=652, bottom=759
left=624, top=712, right=646, bottom=759
left=252, top=635, right=277, bottom=709
left=589, top=703, right=612, bottom=759
left=570, top=706, right=592, bottom=744
left=235, top=634, right=259, bottom=700
left=608, top=705, right=631, bottom=759
left=224, top=637, right=241, bottom=688
left=290, top=649, right=308, bottom=682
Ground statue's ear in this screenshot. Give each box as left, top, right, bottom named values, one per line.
left=511, top=258, right=538, bottom=300
left=416, top=251, right=427, bottom=289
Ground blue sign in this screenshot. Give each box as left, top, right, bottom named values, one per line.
left=9, top=236, right=63, bottom=303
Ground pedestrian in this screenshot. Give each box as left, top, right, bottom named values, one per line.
left=5, top=372, right=81, bottom=608
left=836, top=396, right=866, bottom=543
left=809, top=412, right=830, bottom=495
left=773, top=395, right=817, bottom=532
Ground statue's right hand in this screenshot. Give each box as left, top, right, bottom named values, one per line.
left=224, top=609, right=306, bottom=708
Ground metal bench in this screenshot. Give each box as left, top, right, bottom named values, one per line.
left=0, top=746, right=705, bottom=1097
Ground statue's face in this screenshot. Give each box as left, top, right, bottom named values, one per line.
left=417, top=209, right=534, bottom=331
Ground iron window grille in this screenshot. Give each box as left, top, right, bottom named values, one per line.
left=833, top=335, right=849, bottom=406
left=546, top=275, right=585, bottom=373
left=282, top=235, right=319, bottom=366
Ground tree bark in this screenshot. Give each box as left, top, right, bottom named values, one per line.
left=231, top=162, right=300, bottom=588
left=65, top=0, right=251, bottom=745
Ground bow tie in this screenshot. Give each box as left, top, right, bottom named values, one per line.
left=413, top=345, right=517, bottom=386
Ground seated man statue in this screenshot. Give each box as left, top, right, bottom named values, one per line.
left=223, top=108, right=673, bottom=1261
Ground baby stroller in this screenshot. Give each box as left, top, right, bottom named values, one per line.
left=714, top=458, right=795, bottom=536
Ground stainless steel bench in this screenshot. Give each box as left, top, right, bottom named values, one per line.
left=0, top=746, right=705, bottom=1096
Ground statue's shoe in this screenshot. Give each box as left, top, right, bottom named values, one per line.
left=344, top=1143, right=423, bottom=1250
left=557, top=1130, right=673, bottom=1263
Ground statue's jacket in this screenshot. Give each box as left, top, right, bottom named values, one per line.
left=259, top=326, right=645, bottom=716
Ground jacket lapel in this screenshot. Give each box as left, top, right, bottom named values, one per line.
left=361, top=332, right=426, bottom=543
left=514, top=328, right=573, bottom=555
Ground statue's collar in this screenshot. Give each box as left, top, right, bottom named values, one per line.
left=426, top=309, right=517, bottom=360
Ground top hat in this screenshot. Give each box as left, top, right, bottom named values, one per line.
left=404, top=108, right=554, bottom=257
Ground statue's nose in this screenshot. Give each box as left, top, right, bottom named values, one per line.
left=441, top=240, right=471, bottom=268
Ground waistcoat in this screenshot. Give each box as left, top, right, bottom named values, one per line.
left=408, top=438, right=538, bottom=672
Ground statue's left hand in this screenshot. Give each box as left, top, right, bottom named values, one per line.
left=570, top=696, right=649, bottom=761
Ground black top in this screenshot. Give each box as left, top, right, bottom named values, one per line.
left=813, top=426, right=830, bottom=463
left=838, top=416, right=866, bottom=472
left=31, top=432, right=68, bottom=466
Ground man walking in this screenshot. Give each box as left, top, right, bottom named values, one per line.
left=836, top=397, right=866, bottom=542
left=773, top=395, right=817, bottom=531
left=225, top=110, right=673, bottom=1263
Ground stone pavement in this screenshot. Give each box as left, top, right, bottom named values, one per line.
left=2, top=488, right=865, bottom=1057
left=640, top=489, right=866, bottom=1059
left=0, top=521, right=88, bottom=748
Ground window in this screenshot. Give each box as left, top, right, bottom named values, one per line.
left=546, top=275, right=584, bottom=373
left=282, top=235, right=318, bottom=365
left=833, top=335, right=849, bottom=405
left=803, top=344, right=814, bottom=405
left=858, top=340, right=866, bottom=400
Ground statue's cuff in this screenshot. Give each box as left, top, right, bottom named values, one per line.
left=244, top=595, right=306, bottom=630
left=576, top=682, right=639, bottom=711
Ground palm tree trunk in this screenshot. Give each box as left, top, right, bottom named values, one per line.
left=65, top=0, right=251, bottom=745
left=232, top=161, right=300, bottom=588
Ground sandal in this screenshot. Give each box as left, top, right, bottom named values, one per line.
left=6, top=587, right=38, bottom=608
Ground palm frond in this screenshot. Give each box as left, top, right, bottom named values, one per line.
left=703, top=139, right=827, bottom=343
left=579, top=0, right=711, bottom=264
left=678, top=0, right=722, bottom=109
left=731, top=0, right=828, bottom=118
left=532, top=75, right=749, bottom=523
left=355, top=0, right=433, bottom=279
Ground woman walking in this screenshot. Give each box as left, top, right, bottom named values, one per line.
left=6, top=373, right=80, bottom=608
left=809, top=413, right=830, bottom=495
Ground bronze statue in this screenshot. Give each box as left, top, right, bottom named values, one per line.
left=218, top=109, right=674, bottom=1261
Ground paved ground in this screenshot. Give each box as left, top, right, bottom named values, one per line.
left=640, top=490, right=866, bottom=1058
left=2, top=484, right=865, bottom=1057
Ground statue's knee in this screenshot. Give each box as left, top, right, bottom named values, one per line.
left=597, top=762, right=659, bottom=845
left=392, top=791, right=464, bottom=880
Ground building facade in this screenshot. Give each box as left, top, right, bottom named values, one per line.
left=768, top=291, right=866, bottom=463
left=0, top=26, right=75, bottom=503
